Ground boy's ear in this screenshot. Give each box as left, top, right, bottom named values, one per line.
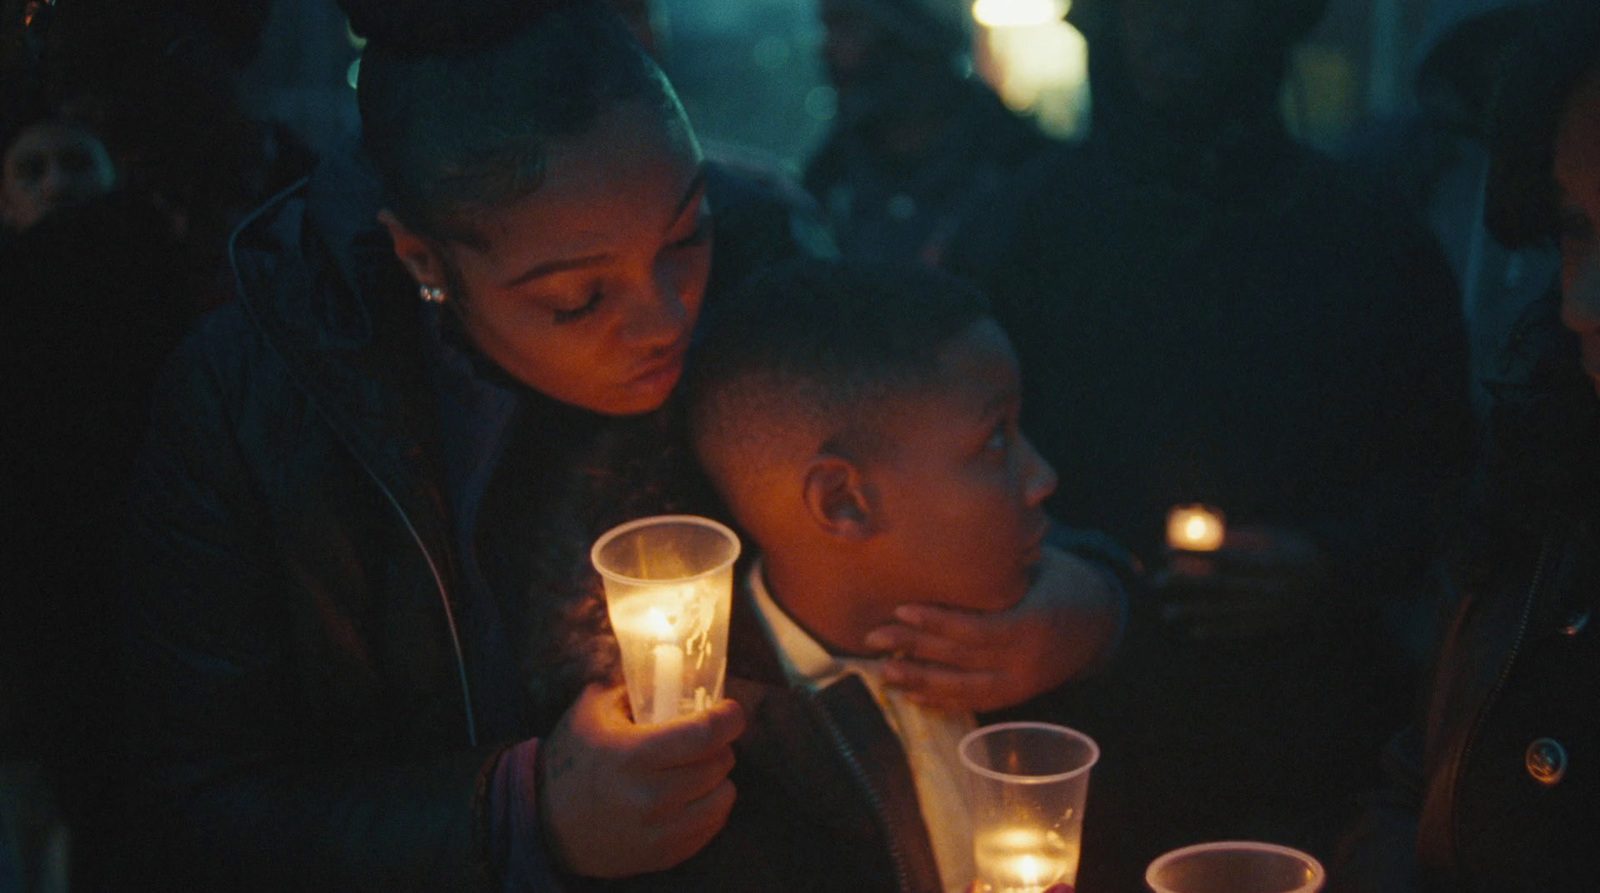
left=801, top=453, right=875, bottom=541
left=378, top=209, right=447, bottom=289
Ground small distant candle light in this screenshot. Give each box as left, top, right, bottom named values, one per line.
left=1167, top=505, right=1225, bottom=552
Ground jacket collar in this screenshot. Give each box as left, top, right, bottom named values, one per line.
left=228, top=142, right=456, bottom=573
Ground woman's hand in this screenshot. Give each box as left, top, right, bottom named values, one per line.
left=538, top=683, right=745, bottom=878
left=863, top=545, right=1124, bottom=713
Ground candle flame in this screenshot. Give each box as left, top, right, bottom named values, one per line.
left=643, top=607, right=676, bottom=639
left=1166, top=504, right=1224, bottom=552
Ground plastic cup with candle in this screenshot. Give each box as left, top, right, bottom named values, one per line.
left=1166, top=504, right=1225, bottom=552
left=591, top=515, right=741, bottom=725
left=960, top=722, right=1099, bottom=893
left=1145, top=841, right=1325, bottom=893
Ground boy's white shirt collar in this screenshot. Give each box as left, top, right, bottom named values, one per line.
left=746, top=558, right=854, bottom=689
left=745, top=558, right=978, bottom=893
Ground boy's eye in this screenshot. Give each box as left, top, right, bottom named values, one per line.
left=552, top=290, right=602, bottom=324
left=985, top=423, right=1009, bottom=452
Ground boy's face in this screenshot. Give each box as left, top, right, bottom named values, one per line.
left=860, top=319, right=1058, bottom=612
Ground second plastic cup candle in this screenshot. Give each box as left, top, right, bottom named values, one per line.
left=960, top=722, right=1100, bottom=893
left=590, top=515, right=741, bottom=724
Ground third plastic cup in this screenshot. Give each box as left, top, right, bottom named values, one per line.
left=1145, top=840, right=1325, bottom=893
left=959, top=721, right=1099, bottom=893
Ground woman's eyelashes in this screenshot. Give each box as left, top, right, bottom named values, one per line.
left=671, top=213, right=712, bottom=249
left=545, top=211, right=709, bottom=325
left=552, top=290, right=603, bottom=324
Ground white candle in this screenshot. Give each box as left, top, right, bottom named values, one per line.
left=1166, top=504, right=1225, bottom=552
left=630, top=606, right=684, bottom=724
left=650, top=640, right=684, bottom=723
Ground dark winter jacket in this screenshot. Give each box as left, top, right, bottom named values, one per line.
left=1334, top=289, right=1600, bottom=893
left=569, top=586, right=946, bottom=893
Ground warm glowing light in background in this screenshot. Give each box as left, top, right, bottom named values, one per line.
left=972, top=0, right=1067, bottom=29
left=1166, top=505, right=1226, bottom=553
left=971, top=0, right=1089, bottom=139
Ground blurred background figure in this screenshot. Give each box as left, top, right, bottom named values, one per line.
left=609, top=0, right=839, bottom=297
left=803, top=0, right=1051, bottom=265
left=1342, top=0, right=1561, bottom=421
left=945, top=0, right=1474, bottom=886
left=1332, top=2, right=1600, bottom=888
left=0, top=114, right=114, bottom=234
left=34, top=0, right=317, bottom=311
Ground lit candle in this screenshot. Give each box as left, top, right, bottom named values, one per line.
left=592, top=515, right=741, bottom=726
left=973, top=827, right=1077, bottom=893
left=614, top=604, right=688, bottom=724
left=643, top=608, right=685, bottom=724
left=1166, top=504, right=1225, bottom=552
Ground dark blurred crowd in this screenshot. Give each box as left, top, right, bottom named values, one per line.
left=2, top=2, right=316, bottom=890
left=1, top=0, right=1592, bottom=890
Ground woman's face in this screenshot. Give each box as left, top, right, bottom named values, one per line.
left=1554, top=65, right=1600, bottom=393
left=390, top=96, right=712, bottom=416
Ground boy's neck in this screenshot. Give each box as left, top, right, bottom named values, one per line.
left=760, top=551, right=889, bottom=658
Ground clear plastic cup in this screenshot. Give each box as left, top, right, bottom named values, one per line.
left=1145, top=840, right=1325, bottom=893
left=959, top=722, right=1100, bottom=893
left=590, top=515, right=740, bottom=724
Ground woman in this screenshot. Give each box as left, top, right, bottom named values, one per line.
left=1332, top=2, right=1600, bottom=889
left=118, top=2, right=1124, bottom=889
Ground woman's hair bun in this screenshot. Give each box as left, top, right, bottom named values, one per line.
left=338, top=0, right=582, bottom=56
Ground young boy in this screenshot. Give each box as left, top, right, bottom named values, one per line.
left=658, top=257, right=1060, bottom=893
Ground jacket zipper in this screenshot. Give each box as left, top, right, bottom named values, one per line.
left=229, top=191, right=477, bottom=748
left=810, top=692, right=914, bottom=893
left=370, top=470, right=479, bottom=748
left=1447, top=534, right=1554, bottom=864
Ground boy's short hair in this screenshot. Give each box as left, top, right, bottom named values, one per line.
left=685, top=257, right=992, bottom=515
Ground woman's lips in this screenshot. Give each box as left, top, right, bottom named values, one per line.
left=627, top=348, right=686, bottom=391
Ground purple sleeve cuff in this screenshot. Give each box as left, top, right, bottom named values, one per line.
left=488, top=738, right=567, bottom=892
